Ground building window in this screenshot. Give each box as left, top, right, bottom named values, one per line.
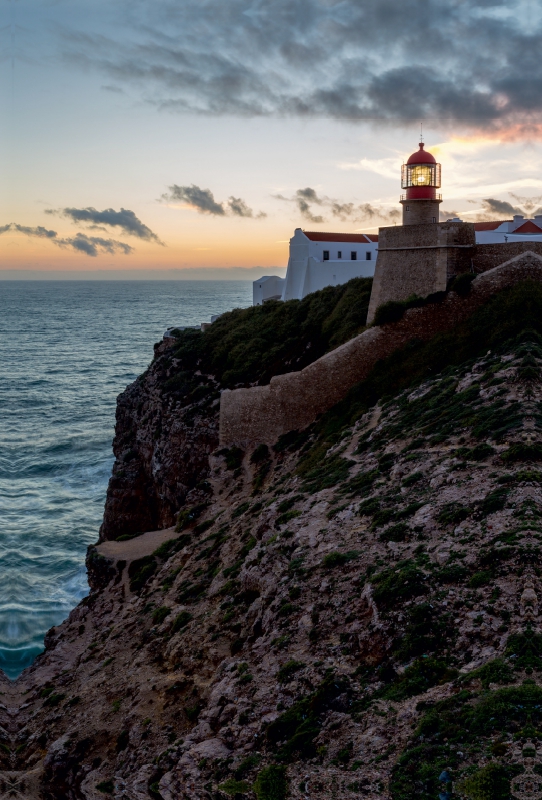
left=323, top=250, right=330, bottom=261
left=337, top=250, right=342, bottom=259
left=351, top=251, right=357, bottom=260
left=432, top=217, right=436, bottom=223
left=365, top=251, right=372, bottom=261
left=406, top=205, right=410, bottom=211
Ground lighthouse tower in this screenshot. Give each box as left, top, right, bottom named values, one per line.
left=366, top=142, right=475, bottom=324
left=400, top=142, right=442, bottom=225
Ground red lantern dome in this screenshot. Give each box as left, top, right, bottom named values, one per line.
left=401, top=142, right=441, bottom=200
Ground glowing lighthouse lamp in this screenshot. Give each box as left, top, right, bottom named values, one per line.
left=400, top=141, right=442, bottom=225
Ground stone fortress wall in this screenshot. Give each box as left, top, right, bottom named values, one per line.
left=219, top=252, right=542, bottom=447
left=366, top=220, right=476, bottom=324
left=367, top=228, right=542, bottom=325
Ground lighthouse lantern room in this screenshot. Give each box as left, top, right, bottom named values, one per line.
left=400, top=142, right=442, bottom=226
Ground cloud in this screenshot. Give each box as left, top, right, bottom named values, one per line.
left=509, top=193, right=542, bottom=213
left=61, top=233, right=133, bottom=256
left=276, top=188, right=399, bottom=225
left=57, top=0, right=542, bottom=136
left=162, top=184, right=265, bottom=218
left=227, top=196, right=266, bottom=218
left=48, top=206, right=162, bottom=243
left=12, top=224, right=57, bottom=239
left=480, top=198, right=523, bottom=217
left=1, top=223, right=133, bottom=256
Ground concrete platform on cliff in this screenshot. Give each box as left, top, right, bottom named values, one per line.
left=96, top=526, right=177, bottom=562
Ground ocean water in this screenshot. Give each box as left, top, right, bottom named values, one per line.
left=0, top=280, right=252, bottom=679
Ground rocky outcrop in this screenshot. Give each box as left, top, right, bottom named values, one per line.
left=100, top=340, right=220, bottom=541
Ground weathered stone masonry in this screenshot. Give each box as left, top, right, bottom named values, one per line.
left=219, top=252, right=542, bottom=447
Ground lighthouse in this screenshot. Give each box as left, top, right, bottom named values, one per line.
left=400, top=142, right=442, bottom=225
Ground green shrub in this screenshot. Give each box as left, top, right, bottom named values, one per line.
left=434, top=563, right=468, bottom=583
left=370, top=508, right=395, bottom=529
left=128, top=556, right=157, bottom=593
left=449, top=272, right=476, bottom=297
left=253, top=765, right=288, bottom=800
left=379, top=522, right=409, bottom=542
left=502, top=443, right=542, bottom=463
left=461, top=658, right=514, bottom=689
left=42, top=692, right=65, bottom=707
left=234, top=754, right=261, bottom=779
left=171, top=611, right=192, bottom=634
left=457, top=762, right=510, bottom=800
left=302, top=455, right=354, bottom=492
left=232, top=502, right=250, bottom=519
left=371, top=561, right=428, bottom=609
left=116, top=730, right=129, bottom=752
left=266, top=675, right=347, bottom=761
left=95, top=780, right=114, bottom=794
left=219, top=446, right=245, bottom=470
left=437, top=503, right=471, bottom=525
left=358, top=497, right=380, bottom=516
left=464, top=443, right=495, bottom=460
left=194, top=518, right=214, bottom=534
left=175, top=503, right=209, bottom=532
left=322, top=550, right=359, bottom=568
left=479, top=488, right=508, bottom=515
left=275, top=509, right=301, bottom=527
left=276, top=660, right=305, bottom=683
left=251, top=444, right=270, bottom=464
left=152, top=606, right=171, bottom=625
left=469, top=571, right=492, bottom=588
left=383, top=658, right=457, bottom=701
left=218, top=778, right=251, bottom=796
left=402, top=471, right=424, bottom=487
left=393, top=602, right=450, bottom=661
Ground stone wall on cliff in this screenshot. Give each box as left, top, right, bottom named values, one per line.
left=220, top=250, right=542, bottom=447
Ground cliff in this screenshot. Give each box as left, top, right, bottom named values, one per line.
left=3, top=279, right=542, bottom=800
left=100, top=277, right=373, bottom=540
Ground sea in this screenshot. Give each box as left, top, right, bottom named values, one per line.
left=0, top=280, right=252, bottom=679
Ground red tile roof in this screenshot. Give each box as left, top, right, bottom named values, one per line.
left=303, top=231, right=378, bottom=243
left=512, top=220, right=542, bottom=234
left=473, top=221, right=508, bottom=231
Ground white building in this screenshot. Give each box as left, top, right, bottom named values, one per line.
left=253, top=216, right=542, bottom=307
left=472, top=216, right=542, bottom=243
left=253, top=228, right=379, bottom=305
left=253, top=275, right=286, bottom=305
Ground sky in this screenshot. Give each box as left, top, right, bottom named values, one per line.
left=2, top=0, right=542, bottom=277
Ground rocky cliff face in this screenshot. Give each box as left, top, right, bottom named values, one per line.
left=4, top=283, right=542, bottom=800
left=100, top=340, right=220, bottom=541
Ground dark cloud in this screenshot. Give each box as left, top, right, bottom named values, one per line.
left=481, top=198, right=523, bottom=217
left=277, top=189, right=399, bottom=225
left=227, top=196, right=266, bottom=218
left=509, top=193, right=542, bottom=213
left=12, top=224, right=57, bottom=239
left=162, top=184, right=264, bottom=218
left=293, top=188, right=325, bottom=223
left=47, top=207, right=162, bottom=243
left=163, top=185, right=225, bottom=215
left=2, top=223, right=133, bottom=256
left=61, top=233, right=133, bottom=256
left=59, top=1, right=542, bottom=133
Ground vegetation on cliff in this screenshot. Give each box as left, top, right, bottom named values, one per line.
left=167, top=276, right=373, bottom=388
